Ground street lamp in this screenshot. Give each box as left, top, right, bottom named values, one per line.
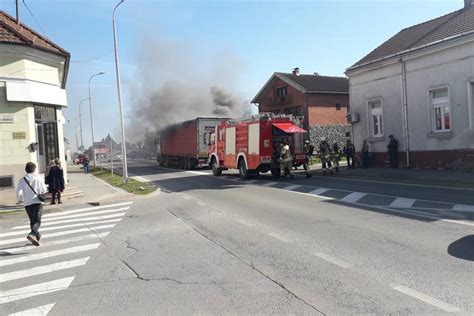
left=78, top=97, right=89, bottom=153
left=113, top=0, right=129, bottom=183
left=88, top=72, right=105, bottom=167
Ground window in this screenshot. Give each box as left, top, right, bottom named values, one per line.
left=336, top=103, right=341, bottom=111
left=430, top=88, right=450, bottom=132
left=276, top=87, right=288, bottom=97
left=368, top=100, right=383, bottom=137
left=283, top=106, right=302, bottom=116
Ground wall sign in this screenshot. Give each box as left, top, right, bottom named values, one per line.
left=0, top=114, right=14, bottom=123
left=12, top=132, right=26, bottom=139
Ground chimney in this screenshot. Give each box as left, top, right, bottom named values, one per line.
left=292, top=67, right=300, bottom=76
left=465, top=0, right=473, bottom=9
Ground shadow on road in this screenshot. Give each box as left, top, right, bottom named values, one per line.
left=447, top=235, right=474, bottom=261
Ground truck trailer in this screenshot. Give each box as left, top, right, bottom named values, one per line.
left=158, top=117, right=225, bottom=169
left=208, top=113, right=307, bottom=178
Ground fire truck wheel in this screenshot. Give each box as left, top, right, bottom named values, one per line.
left=238, top=159, right=249, bottom=179
left=211, top=158, right=222, bottom=176
left=271, top=168, right=281, bottom=178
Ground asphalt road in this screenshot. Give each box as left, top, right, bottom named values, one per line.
left=1, top=159, right=473, bottom=315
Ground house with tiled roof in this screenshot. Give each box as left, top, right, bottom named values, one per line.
left=251, top=68, right=350, bottom=146
left=0, top=10, right=71, bottom=203
left=346, top=0, right=474, bottom=169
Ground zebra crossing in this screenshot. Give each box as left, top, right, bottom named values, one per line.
left=219, top=175, right=474, bottom=224
left=0, top=201, right=132, bottom=315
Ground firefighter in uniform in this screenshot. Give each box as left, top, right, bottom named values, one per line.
left=332, top=143, right=340, bottom=173
left=303, top=140, right=314, bottom=178
left=319, top=138, right=333, bottom=175
left=280, top=141, right=294, bottom=178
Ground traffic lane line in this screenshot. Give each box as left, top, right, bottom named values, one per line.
left=390, top=198, right=416, bottom=208
left=267, top=232, right=291, bottom=243
left=392, top=285, right=460, bottom=313
left=314, top=253, right=351, bottom=269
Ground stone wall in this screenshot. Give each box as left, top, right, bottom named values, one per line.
left=309, top=124, right=351, bottom=149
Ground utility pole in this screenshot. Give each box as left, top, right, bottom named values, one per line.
left=111, top=136, right=114, bottom=177
left=16, top=0, right=20, bottom=24
left=113, top=0, right=129, bottom=184
left=88, top=72, right=105, bottom=168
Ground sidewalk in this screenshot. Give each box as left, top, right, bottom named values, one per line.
left=313, top=166, right=474, bottom=189
left=0, top=164, right=134, bottom=214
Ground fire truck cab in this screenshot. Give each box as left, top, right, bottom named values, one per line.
left=209, top=113, right=307, bottom=178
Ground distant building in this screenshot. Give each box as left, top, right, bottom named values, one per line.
left=0, top=10, right=70, bottom=203
left=251, top=68, right=350, bottom=146
left=346, top=1, right=474, bottom=169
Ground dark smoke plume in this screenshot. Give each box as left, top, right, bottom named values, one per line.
left=126, top=35, right=253, bottom=141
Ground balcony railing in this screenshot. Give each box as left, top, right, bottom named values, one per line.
left=265, top=94, right=293, bottom=106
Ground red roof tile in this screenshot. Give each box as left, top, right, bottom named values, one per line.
left=0, top=10, right=69, bottom=57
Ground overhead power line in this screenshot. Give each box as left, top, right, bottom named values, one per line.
left=22, top=0, right=49, bottom=39
left=71, top=50, right=114, bottom=63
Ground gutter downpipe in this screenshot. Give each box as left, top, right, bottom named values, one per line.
left=400, top=57, right=410, bottom=168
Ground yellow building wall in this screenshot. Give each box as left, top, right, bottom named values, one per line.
left=0, top=57, right=60, bottom=86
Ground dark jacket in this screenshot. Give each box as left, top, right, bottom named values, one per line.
left=47, top=166, right=65, bottom=192
left=344, top=143, right=355, bottom=156
left=388, top=138, right=398, bottom=152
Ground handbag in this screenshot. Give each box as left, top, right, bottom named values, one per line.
left=23, top=177, right=46, bottom=202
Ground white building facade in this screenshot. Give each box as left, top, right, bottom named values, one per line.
left=0, top=11, right=70, bottom=204
left=346, top=1, right=474, bottom=169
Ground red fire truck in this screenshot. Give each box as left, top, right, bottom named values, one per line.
left=209, top=113, right=307, bottom=178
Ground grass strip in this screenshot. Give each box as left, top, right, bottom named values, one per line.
left=90, top=168, right=157, bottom=195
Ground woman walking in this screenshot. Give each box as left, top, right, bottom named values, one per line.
left=48, top=158, right=65, bottom=205
left=16, top=162, right=47, bottom=246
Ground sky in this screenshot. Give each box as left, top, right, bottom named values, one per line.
left=0, top=0, right=463, bottom=150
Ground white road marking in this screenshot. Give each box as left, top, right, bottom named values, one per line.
left=9, top=303, right=55, bottom=316
left=309, top=188, right=329, bottom=196
left=0, top=224, right=114, bottom=246
left=131, top=176, right=149, bottom=182
left=0, top=257, right=90, bottom=283
left=283, top=185, right=302, bottom=191
left=1, top=232, right=110, bottom=254
left=393, top=285, right=460, bottom=313
left=197, top=201, right=206, bottom=206
left=43, top=201, right=132, bottom=218
left=341, top=192, right=366, bottom=203
left=312, top=174, right=474, bottom=191
left=38, top=207, right=129, bottom=221
left=235, top=218, right=255, bottom=227
left=267, top=232, right=291, bottom=243
left=187, top=171, right=209, bottom=175
left=390, top=198, right=416, bottom=208
left=13, top=212, right=126, bottom=229
left=1, top=219, right=122, bottom=238
left=314, top=253, right=351, bottom=269
left=452, top=204, right=474, bottom=212
left=0, top=243, right=100, bottom=267
left=262, top=182, right=278, bottom=187
left=0, top=277, right=74, bottom=304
